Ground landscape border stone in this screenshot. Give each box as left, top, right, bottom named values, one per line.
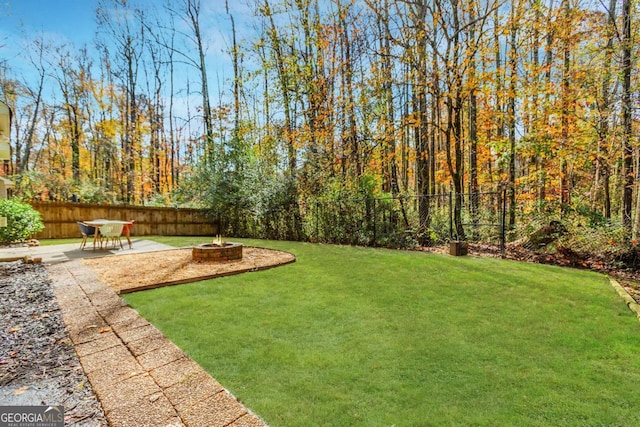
left=609, top=277, right=640, bottom=321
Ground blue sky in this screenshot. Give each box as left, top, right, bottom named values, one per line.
left=0, top=0, right=255, bottom=122
left=1, top=0, right=254, bottom=59
left=1, top=0, right=98, bottom=47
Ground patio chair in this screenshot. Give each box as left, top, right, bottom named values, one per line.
left=100, top=222, right=124, bottom=250
left=77, top=221, right=98, bottom=250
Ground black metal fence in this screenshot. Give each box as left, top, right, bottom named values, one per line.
left=309, top=190, right=508, bottom=253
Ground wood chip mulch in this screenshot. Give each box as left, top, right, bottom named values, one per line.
left=82, top=246, right=296, bottom=293
left=0, top=261, right=107, bottom=425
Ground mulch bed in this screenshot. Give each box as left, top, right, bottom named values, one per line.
left=82, top=246, right=296, bottom=294
left=0, top=260, right=107, bottom=426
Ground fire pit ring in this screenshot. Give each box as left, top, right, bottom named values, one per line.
left=192, top=242, right=243, bottom=262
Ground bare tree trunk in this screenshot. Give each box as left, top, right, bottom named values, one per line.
left=379, top=0, right=401, bottom=200
left=595, top=0, right=616, bottom=219
left=507, top=2, right=518, bottom=228
left=263, top=0, right=296, bottom=178
left=469, top=0, right=479, bottom=229
left=531, top=0, right=544, bottom=204
left=262, top=0, right=302, bottom=239
left=97, top=0, right=144, bottom=203
left=493, top=6, right=504, bottom=144
left=540, top=1, right=557, bottom=203
left=185, top=0, right=214, bottom=165
left=142, top=10, right=165, bottom=196
left=430, top=44, right=438, bottom=200
left=166, top=15, right=178, bottom=190
left=622, top=0, right=633, bottom=232
left=20, top=41, right=47, bottom=173
left=125, top=41, right=138, bottom=203
left=340, top=3, right=360, bottom=178
left=413, top=0, right=431, bottom=241
left=560, top=0, right=571, bottom=209
left=226, top=0, right=241, bottom=150
left=444, top=0, right=466, bottom=240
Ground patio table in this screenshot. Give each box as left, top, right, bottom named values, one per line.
left=84, top=219, right=133, bottom=251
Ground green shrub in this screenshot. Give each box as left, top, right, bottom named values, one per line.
left=0, top=199, right=45, bottom=245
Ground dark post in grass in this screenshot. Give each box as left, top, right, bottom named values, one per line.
left=448, top=192, right=453, bottom=240
left=372, top=198, right=377, bottom=245
left=315, top=201, right=319, bottom=242
left=449, top=192, right=468, bottom=256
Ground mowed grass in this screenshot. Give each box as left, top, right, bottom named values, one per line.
left=124, top=237, right=640, bottom=426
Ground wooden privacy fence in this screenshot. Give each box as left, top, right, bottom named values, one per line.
left=29, top=201, right=218, bottom=239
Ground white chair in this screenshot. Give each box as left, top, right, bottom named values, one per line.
left=99, top=222, right=124, bottom=250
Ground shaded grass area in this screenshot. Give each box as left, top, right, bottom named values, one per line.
left=38, top=238, right=80, bottom=246
left=124, top=237, right=640, bottom=426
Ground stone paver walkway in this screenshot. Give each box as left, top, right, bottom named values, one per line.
left=48, top=259, right=268, bottom=427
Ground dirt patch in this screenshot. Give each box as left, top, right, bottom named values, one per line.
left=82, top=246, right=296, bottom=293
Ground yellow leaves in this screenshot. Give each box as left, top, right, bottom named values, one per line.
left=435, top=168, right=449, bottom=184
left=96, top=118, right=119, bottom=140
left=404, top=113, right=422, bottom=128
left=516, top=190, right=536, bottom=203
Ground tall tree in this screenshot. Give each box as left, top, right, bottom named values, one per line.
left=507, top=1, right=520, bottom=227
left=18, top=36, right=49, bottom=174
left=97, top=0, right=145, bottom=203
left=468, top=0, right=479, bottom=227
left=593, top=0, right=616, bottom=219
left=261, top=0, right=297, bottom=178
left=53, top=46, right=89, bottom=183
left=183, top=0, right=215, bottom=165
left=226, top=0, right=242, bottom=152
left=409, top=0, right=432, bottom=240
left=559, top=0, right=572, bottom=208
left=621, top=0, right=633, bottom=232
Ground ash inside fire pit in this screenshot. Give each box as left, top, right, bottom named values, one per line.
left=192, top=242, right=243, bottom=262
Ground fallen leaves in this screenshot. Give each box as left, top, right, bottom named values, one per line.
left=13, top=386, right=29, bottom=396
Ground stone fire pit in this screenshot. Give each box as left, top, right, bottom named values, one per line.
left=192, top=242, right=243, bottom=262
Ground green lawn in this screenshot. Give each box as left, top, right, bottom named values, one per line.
left=122, top=237, right=640, bottom=426
left=38, top=238, right=81, bottom=246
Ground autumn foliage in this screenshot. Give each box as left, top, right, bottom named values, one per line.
left=1, top=0, right=638, bottom=248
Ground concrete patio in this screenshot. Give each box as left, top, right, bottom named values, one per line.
left=0, top=239, right=175, bottom=264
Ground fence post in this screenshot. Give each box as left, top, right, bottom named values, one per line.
left=448, top=192, right=453, bottom=240
left=372, top=198, right=377, bottom=246
left=315, top=201, right=319, bottom=242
